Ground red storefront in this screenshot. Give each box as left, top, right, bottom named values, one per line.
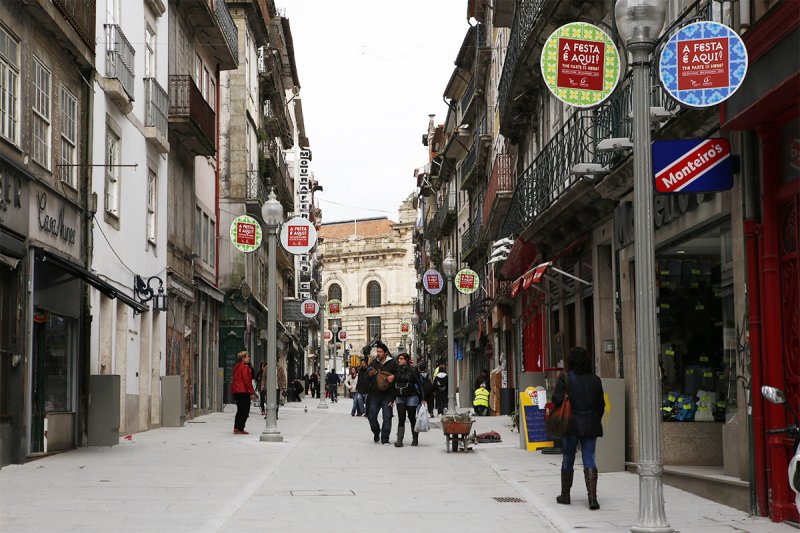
left=722, top=1, right=800, bottom=522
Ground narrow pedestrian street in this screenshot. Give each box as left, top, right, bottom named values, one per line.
left=0, top=397, right=788, bottom=533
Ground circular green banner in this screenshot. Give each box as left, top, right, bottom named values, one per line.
left=541, top=22, right=621, bottom=108
left=230, top=215, right=263, bottom=253
left=455, top=268, right=480, bottom=295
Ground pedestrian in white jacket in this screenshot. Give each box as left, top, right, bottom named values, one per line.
left=345, top=367, right=364, bottom=416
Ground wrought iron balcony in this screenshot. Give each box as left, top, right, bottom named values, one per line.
left=104, top=24, right=135, bottom=102
left=427, top=186, right=458, bottom=239
left=460, top=114, right=491, bottom=191
left=460, top=75, right=478, bottom=122
left=182, top=0, right=238, bottom=70
left=467, top=296, right=487, bottom=323
left=482, top=153, right=513, bottom=228
left=144, top=77, right=169, bottom=153
left=260, top=140, right=294, bottom=211
left=168, top=75, right=215, bottom=156
left=52, top=0, right=96, bottom=49
left=214, top=0, right=239, bottom=66
left=461, top=215, right=482, bottom=262
left=245, top=170, right=268, bottom=215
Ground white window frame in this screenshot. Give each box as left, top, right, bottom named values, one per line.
left=202, top=67, right=209, bottom=102
left=32, top=58, right=51, bottom=170
left=195, top=54, right=202, bottom=89
left=144, top=25, right=156, bottom=78
left=105, top=127, right=121, bottom=217
left=195, top=205, right=203, bottom=257
left=0, top=25, right=19, bottom=146
left=59, top=86, right=78, bottom=188
left=146, top=168, right=157, bottom=244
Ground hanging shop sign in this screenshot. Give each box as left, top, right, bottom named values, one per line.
left=540, top=22, right=621, bottom=108
left=400, top=321, right=410, bottom=334
left=653, top=139, right=733, bottom=193
left=301, top=299, right=319, bottom=319
left=326, top=299, right=342, bottom=317
left=337, top=329, right=347, bottom=342
left=659, top=21, right=748, bottom=108
left=455, top=268, right=480, bottom=295
left=421, top=319, right=428, bottom=335
left=279, top=217, right=318, bottom=254
left=324, top=330, right=332, bottom=342
left=230, top=215, right=262, bottom=253
left=422, top=269, right=443, bottom=295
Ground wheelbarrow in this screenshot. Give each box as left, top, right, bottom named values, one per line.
left=441, top=417, right=476, bottom=453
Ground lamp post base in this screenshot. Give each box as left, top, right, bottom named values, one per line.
left=316, top=402, right=328, bottom=409
left=631, top=527, right=673, bottom=533
left=259, top=430, right=284, bottom=442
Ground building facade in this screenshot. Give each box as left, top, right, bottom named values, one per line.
left=318, top=197, right=417, bottom=373
left=415, top=0, right=799, bottom=522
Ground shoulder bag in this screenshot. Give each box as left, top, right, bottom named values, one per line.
left=545, top=374, right=573, bottom=438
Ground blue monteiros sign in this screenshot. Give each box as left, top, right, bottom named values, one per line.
left=659, top=21, right=748, bottom=108
left=653, top=139, right=733, bottom=194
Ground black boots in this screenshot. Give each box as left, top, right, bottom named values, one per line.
left=556, top=470, right=573, bottom=504
left=411, top=430, right=419, bottom=446
left=394, top=426, right=405, bottom=447
left=585, top=468, right=600, bottom=510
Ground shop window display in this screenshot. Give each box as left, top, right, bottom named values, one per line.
left=657, top=223, right=735, bottom=424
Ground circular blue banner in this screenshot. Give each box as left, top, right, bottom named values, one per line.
left=659, top=21, right=748, bottom=108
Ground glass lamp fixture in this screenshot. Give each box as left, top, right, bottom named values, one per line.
left=442, top=255, right=457, bottom=277
left=614, top=0, right=667, bottom=43
left=261, top=189, right=284, bottom=227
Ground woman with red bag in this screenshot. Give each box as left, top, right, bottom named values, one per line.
left=551, top=346, right=605, bottom=510
left=231, top=351, right=256, bottom=435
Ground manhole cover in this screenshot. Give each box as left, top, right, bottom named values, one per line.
left=291, top=490, right=355, bottom=497
left=493, top=496, right=525, bottom=503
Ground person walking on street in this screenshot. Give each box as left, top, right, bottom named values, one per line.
left=356, top=358, right=370, bottom=416
left=432, top=361, right=448, bottom=415
left=417, top=361, right=435, bottom=417
left=345, top=367, right=362, bottom=416
left=326, top=369, right=341, bottom=402
left=366, top=342, right=398, bottom=444
left=231, top=351, right=256, bottom=434
left=552, top=346, right=605, bottom=510
left=277, top=363, right=287, bottom=417
left=309, top=372, right=319, bottom=398
left=256, top=362, right=267, bottom=416
left=304, top=373, right=311, bottom=396
left=393, top=353, right=422, bottom=447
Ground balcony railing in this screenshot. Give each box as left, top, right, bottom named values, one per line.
left=104, top=24, right=135, bottom=100
left=53, top=0, right=96, bottom=49
left=483, top=153, right=513, bottom=223
left=261, top=140, right=293, bottom=210
left=428, top=186, right=458, bottom=238
left=460, top=75, right=476, bottom=117
left=246, top=170, right=268, bottom=204
left=461, top=215, right=482, bottom=260
left=168, top=75, right=215, bottom=154
left=214, top=0, right=239, bottom=65
left=497, top=0, right=547, bottom=125
left=144, top=77, right=168, bottom=139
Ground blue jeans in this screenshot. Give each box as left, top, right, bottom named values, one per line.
left=351, top=392, right=366, bottom=415
left=561, top=435, right=598, bottom=471
left=367, top=394, right=393, bottom=443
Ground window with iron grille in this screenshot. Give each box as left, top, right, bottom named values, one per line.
left=60, top=86, right=77, bottom=187
left=104, top=127, right=120, bottom=217
left=0, top=25, right=19, bottom=145
left=32, top=58, right=51, bottom=169
left=328, top=283, right=342, bottom=302
left=367, top=316, right=381, bottom=341
left=366, top=281, right=381, bottom=308
left=146, top=168, right=156, bottom=244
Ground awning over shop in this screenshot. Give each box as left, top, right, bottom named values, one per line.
left=500, top=237, right=537, bottom=280
left=512, top=261, right=590, bottom=298
left=35, top=248, right=148, bottom=313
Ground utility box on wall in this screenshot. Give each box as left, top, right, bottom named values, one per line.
left=88, top=375, right=120, bottom=446
left=596, top=378, right=625, bottom=472
left=161, top=375, right=185, bottom=427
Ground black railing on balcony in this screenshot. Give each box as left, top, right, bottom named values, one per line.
left=428, top=186, right=458, bottom=238
left=497, top=0, right=546, bottom=124
left=104, top=24, right=135, bottom=100
left=246, top=170, right=268, bottom=204
left=461, top=215, right=482, bottom=259
left=214, top=0, right=239, bottom=64
left=460, top=75, right=476, bottom=116
left=483, top=153, right=513, bottom=223
left=53, top=0, right=96, bottom=49
left=168, top=75, right=215, bottom=145
left=261, top=139, right=293, bottom=208
left=144, top=77, right=168, bottom=139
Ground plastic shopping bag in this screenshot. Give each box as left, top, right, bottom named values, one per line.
left=415, top=404, right=430, bottom=432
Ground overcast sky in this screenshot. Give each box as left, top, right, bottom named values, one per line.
left=284, top=0, right=469, bottom=223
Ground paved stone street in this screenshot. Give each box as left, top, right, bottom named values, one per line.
left=0, top=397, right=791, bottom=532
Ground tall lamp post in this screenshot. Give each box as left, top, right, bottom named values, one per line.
left=614, top=2, right=671, bottom=531
left=411, top=314, right=419, bottom=360
left=316, top=290, right=328, bottom=409
left=260, top=190, right=283, bottom=442
left=442, top=254, right=457, bottom=413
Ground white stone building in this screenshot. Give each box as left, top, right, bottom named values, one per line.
left=317, top=195, right=417, bottom=371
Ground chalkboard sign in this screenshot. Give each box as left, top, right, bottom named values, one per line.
left=519, top=389, right=554, bottom=451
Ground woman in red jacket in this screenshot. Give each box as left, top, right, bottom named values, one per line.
left=231, top=351, right=256, bottom=434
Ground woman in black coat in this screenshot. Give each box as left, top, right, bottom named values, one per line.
left=551, top=346, right=605, bottom=510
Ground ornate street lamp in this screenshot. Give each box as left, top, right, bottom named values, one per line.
left=410, top=313, right=419, bottom=359
left=316, top=290, right=328, bottom=409
left=442, top=254, right=457, bottom=413
left=260, top=189, right=284, bottom=442
left=614, top=1, right=671, bottom=531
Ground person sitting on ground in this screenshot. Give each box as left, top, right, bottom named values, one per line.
left=473, top=382, right=490, bottom=416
